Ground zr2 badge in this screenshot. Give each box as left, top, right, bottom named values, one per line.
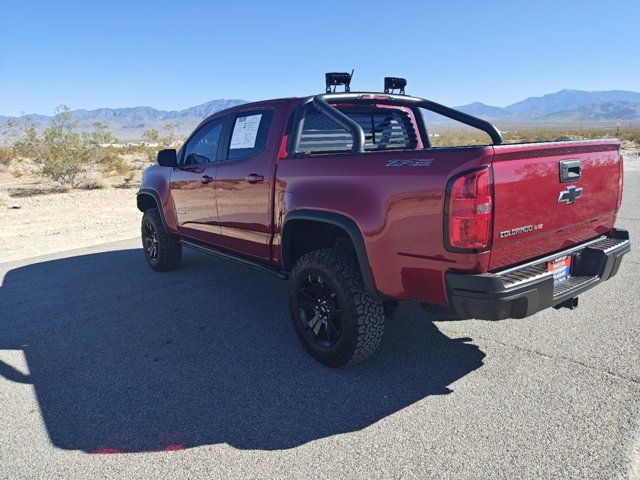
left=385, top=159, right=434, bottom=167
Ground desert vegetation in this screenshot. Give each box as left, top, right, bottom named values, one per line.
left=0, top=105, right=182, bottom=197
left=428, top=125, right=640, bottom=148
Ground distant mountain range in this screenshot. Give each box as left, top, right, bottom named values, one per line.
left=2, top=89, right=638, bottom=141
left=454, top=89, right=640, bottom=123
left=0, top=99, right=247, bottom=141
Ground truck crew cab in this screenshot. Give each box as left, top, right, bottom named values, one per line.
left=137, top=73, right=630, bottom=367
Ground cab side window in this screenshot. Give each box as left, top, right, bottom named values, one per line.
left=227, top=109, right=275, bottom=161
left=183, top=117, right=225, bottom=165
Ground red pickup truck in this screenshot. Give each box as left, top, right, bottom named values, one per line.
left=137, top=76, right=630, bottom=367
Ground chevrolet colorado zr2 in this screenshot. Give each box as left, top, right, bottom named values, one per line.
left=137, top=74, right=630, bottom=367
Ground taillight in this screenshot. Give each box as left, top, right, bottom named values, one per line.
left=617, top=155, right=624, bottom=211
left=445, top=167, right=493, bottom=252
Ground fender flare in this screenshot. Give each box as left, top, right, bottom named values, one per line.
left=136, top=188, right=169, bottom=231
left=282, top=210, right=381, bottom=298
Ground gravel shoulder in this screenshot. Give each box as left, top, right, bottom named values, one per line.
left=0, top=188, right=140, bottom=263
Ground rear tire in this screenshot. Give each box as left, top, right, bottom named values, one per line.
left=141, top=208, right=182, bottom=272
left=289, top=248, right=385, bottom=367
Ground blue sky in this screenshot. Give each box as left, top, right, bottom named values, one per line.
left=1, top=0, right=638, bottom=116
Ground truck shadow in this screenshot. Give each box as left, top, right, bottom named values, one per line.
left=0, top=247, right=484, bottom=453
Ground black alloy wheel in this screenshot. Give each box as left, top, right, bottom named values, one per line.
left=140, top=207, right=182, bottom=272
left=142, top=219, right=159, bottom=262
left=289, top=248, right=386, bottom=367
left=296, top=271, right=343, bottom=348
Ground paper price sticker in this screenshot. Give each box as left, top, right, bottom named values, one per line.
left=230, top=114, right=262, bottom=149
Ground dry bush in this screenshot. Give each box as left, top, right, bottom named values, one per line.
left=429, top=129, right=492, bottom=147
left=500, top=127, right=640, bottom=145
left=13, top=108, right=91, bottom=188
left=98, top=150, right=132, bottom=175
left=0, top=146, right=13, bottom=167
left=431, top=126, right=640, bottom=147
left=620, top=130, right=640, bottom=144
left=117, top=171, right=140, bottom=189
left=8, top=185, right=69, bottom=197
left=10, top=107, right=126, bottom=189
left=81, top=179, right=108, bottom=190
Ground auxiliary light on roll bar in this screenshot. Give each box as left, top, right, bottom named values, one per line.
left=384, top=77, right=407, bottom=95
left=325, top=71, right=353, bottom=93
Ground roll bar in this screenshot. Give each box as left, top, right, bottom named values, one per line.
left=287, top=92, right=504, bottom=156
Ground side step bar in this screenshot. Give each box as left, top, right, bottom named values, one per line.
left=179, top=239, right=288, bottom=279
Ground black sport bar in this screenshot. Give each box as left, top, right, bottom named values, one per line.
left=288, top=92, right=504, bottom=155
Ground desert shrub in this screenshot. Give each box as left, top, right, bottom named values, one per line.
left=98, top=149, right=132, bottom=175
left=620, top=130, right=640, bottom=144
left=1, top=119, right=20, bottom=166
left=429, top=129, right=492, bottom=147
left=146, top=149, right=157, bottom=162
left=88, top=122, right=131, bottom=175
left=427, top=125, right=640, bottom=147
left=13, top=107, right=91, bottom=188
left=119, top=172, right=139, bottom=189
left=499, top=128, right=560, bottom=144
left=498, top=127, right=640, bottom=145
left=11, top=107, right=124, bottom=188
left=81, top=179, right=107, bottom=190
left=142, top=128, right=159, bottom=145
left=0, top=147, right=13, bottom=166
left=160, top=123, right=177, bottom=147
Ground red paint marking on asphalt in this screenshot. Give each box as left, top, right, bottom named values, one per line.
left=91, top=448, right=121, bottom=454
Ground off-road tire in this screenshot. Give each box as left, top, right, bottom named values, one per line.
left=141, top=207, right=182, bottom=272
left=289, top=248, right=385, bottom=367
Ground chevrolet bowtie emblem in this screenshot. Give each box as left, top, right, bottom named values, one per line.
left=558, top=185, right=583, bottom=205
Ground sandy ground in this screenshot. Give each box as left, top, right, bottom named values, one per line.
left=0, top=151, right=147, bottom=263
left=1, top=146, right=639, bottom=264
left=0, top=188, right=141, bottom=263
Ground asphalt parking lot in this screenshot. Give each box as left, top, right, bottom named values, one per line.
left=1, top=158, right=639, bottom=479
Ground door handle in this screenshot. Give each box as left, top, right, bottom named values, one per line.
left=244, top=174, right=264, bottom=184
left=201, top=175, right=214, bottom=184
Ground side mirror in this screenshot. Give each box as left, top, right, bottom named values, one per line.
left=157, top=149, right=177, bottom=167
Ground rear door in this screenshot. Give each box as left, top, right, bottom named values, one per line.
left=214, top=105, right=282, bottom=260
left=170, top=115, right=226, bottom=244
left=489, top=141, right=622, bottom=270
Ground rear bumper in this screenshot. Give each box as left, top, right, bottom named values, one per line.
left=446, top=229, right=631, bottom=320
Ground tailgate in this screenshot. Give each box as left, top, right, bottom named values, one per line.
left=489, top=140, right=622, bottom=270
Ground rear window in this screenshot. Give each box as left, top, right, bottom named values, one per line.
left=298, top=106, right=418, bottom=154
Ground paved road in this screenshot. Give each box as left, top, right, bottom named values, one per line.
left=1, top=158, right=639, bottom=479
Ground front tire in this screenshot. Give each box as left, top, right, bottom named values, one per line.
left=289, top=248, right=385, bottom=367
left=141, top=208, right=182, bottom=272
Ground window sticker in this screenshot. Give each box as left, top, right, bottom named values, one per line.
left=230, top=114, right=262, bottom=149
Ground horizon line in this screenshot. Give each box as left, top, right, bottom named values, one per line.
left=2, top=87, right=640, bottom=118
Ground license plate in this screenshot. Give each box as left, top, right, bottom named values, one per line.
left=547, top=255, right=572, bottom=282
